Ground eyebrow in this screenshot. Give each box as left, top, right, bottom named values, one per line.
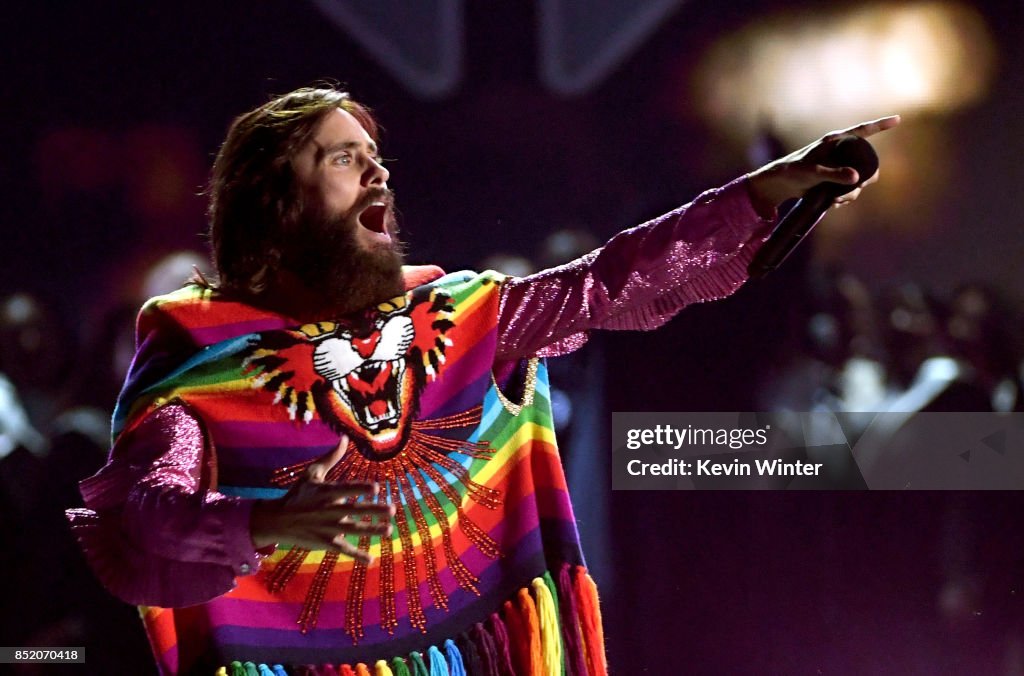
left=314, top=140, right=379, bottom=163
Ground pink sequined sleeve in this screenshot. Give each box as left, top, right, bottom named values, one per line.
left=496, top=175, right=776, bottom=359
left=66, top=403, right=264, bottom=607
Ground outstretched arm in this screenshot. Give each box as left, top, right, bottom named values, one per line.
left=496, top=116, right=901, bottom=359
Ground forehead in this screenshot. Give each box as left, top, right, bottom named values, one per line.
left=310, top=107, right=374, bottom=149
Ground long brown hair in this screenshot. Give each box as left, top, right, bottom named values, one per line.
left=206, top=86, right=379, bottom=294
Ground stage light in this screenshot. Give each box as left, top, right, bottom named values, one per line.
left=692, top=1, right=996, bottom=142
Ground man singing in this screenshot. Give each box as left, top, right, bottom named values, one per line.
left=68, top=86, right=897, bottom=675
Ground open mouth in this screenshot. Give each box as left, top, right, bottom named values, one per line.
left=358, top=202, right=390, bottom=236
left=332, top=358, right=405, bottom=436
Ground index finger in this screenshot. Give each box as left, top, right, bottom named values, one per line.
left=330, top=536, right=374, bottom=565
left=316, top=481, right=380, bottom=501
left=843, top=115, right=901, bottom=139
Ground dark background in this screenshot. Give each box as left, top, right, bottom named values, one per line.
left=3, top=1, right=1024, bottom=673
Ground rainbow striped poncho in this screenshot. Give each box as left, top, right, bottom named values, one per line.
left=112, top=271, right=607, bottom=676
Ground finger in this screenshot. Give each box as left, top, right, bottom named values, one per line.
left=299, top=487, right=377, bottom=512
left=338, top=512, right=394, bottom=527
left=307, top=487, right=385, bottom=514
left=861, top=168, right=880, bottom=188
left=321, top=485, right=388, bottom=508
left=814, top=165, right=859, bottom=185
left=834, top=187, right=863, bottom=205
left=844, top=114, right=901, bottom=139
left=331, top=536, right=374, bottom=565
left=338, top=501, right=396, bottom=518
left=324, top=481, right=380, bottom=498
left=308, top=482, right=379, bottom=507
left=337, top=519, right=393, bottom=536
left=323, top=502, right=395, bottom=520
left=313, top=516, right=392, bottom=541
left=316, top=503, right=394, bottom=524
left=305, top=435, right=350, bottom=482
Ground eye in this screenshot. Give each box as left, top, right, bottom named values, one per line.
left=331, top=153, right=352, bottom=166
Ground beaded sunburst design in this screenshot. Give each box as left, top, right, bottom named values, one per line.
left=264, top=407, right=503, bottom=639
left=263, top=407, right=503, bottom=639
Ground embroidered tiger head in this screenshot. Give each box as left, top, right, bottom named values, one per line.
left=242, top=287, right=455, bottom=459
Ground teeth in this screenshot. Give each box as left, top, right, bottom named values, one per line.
left=329, top=357, right=407, bottom=429
left=363, top=403, right=400, bottom=426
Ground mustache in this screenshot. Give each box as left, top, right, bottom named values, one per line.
left=353, top=187, right=395, bottom=214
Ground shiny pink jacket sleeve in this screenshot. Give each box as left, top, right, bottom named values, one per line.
left=66, top=403, right=266, bottom=607
left=67, top=174, right=774, bottom=607
left=496, top=176, right=774, bottom=359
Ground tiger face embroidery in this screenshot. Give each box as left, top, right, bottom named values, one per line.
left=242, top=286, right=455, bottom=459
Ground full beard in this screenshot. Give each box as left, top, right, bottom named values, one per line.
left=282, top=196, right=406, bottom=317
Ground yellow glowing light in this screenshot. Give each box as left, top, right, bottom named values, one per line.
left=693, top=1, right=996, bottom=142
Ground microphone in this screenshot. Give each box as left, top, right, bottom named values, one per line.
left=747, top=134, right=879, bottom=279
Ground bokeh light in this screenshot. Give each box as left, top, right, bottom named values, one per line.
left=693, top=1, right=996, bottom=142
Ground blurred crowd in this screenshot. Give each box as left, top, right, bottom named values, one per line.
left=758, top=268, right=1022, bottom=419
left=0, top=251, right=209, bottom=674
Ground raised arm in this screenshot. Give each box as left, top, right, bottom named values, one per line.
left=497, top=176, right=772, bottom=359
left=496, top=116, right=901, bottom=359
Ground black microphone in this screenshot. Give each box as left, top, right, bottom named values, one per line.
left=747, top=134, right=879, bottom=279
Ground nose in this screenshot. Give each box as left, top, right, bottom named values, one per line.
left=362, top=157, right=389, bottom=187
